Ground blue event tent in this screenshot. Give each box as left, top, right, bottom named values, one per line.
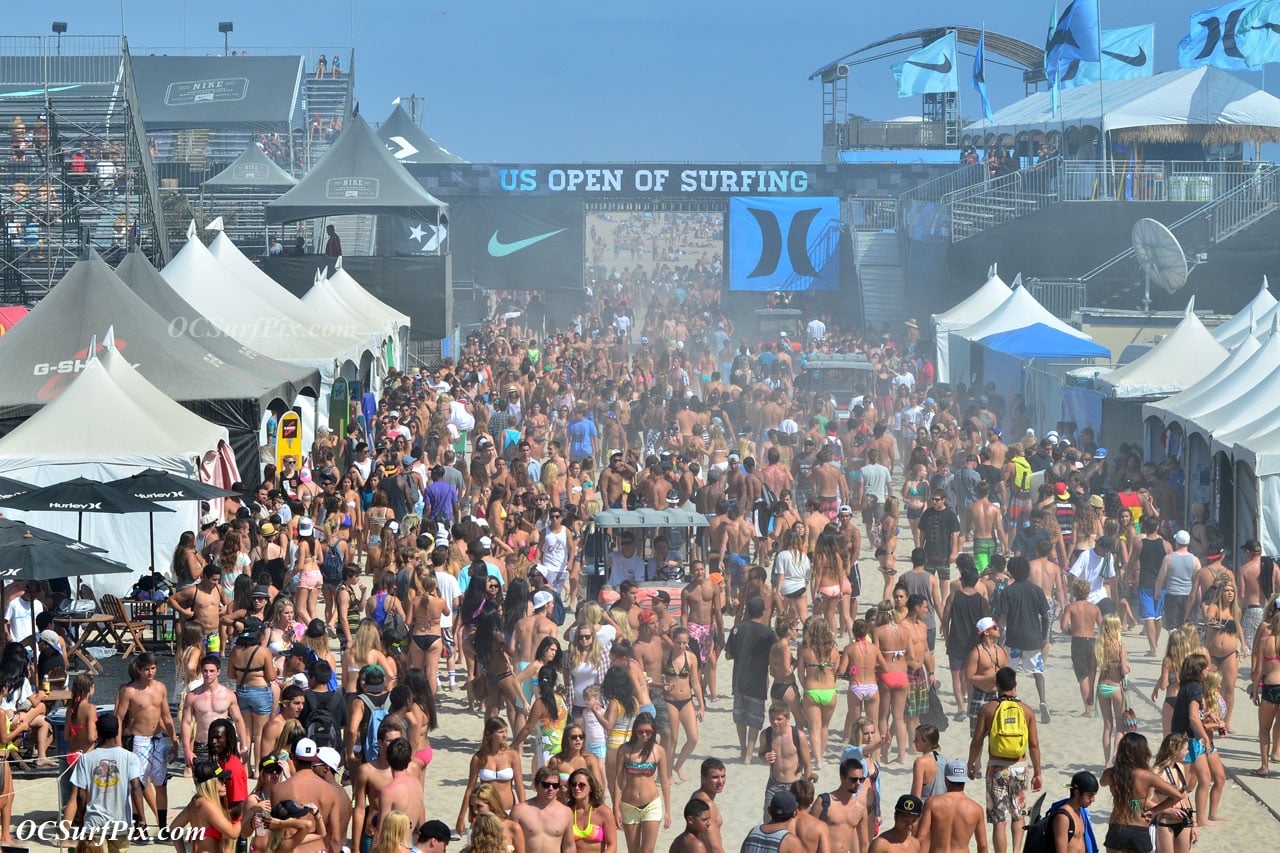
left=979, top=323, right=1110, bottom=360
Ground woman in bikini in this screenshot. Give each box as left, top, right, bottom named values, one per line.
left=1252, top=603, right=1280, bottom=776
left=568, top=767, right=616, bottom=853
left=1099, top=733, right=1187, bottom=853
left=365, top=492, right=396, bottom=575
left=1201, top=572, right=1245, bottom=732
left=839, top=618, right=883, bottom=746
left=464, top=783, right=525, bottom=853
left=342, top=619, right=394, bottom=699
left=769, top=617, right=804, bottom=733
left=901, top=464, right=930, bottom=545
left=408, top=571, right=449, bottom=684
left=811, top=529, right=847, bottom=638
left=401, top=668, right=439, bottom=774
left=475, top=606, right=525, bottom=731
left=662, top=626, right=704, bottom=783
left=456, top=719, right=525, bottom=837
left=1152, top=625, right=1200, bottom=738
left=799, top=616, right=839, bottom=772
left=874, top=600, right=911, bottom=764
left=512, top=667, right=570, bottom=771
left=228, top=619, right=277, bottom=775
left=610, top=711, right=671, bottom=853
left=61, top=674, right=96, bottom=803
left=1150, top=733, right=1197, bottom=853
left=1095, top=614, right=1129, bottom=767
left=597, top=662, right=638, bottom=799
left=172, top=531, right=205, bottom=587
left=172, top=760, right=243, bottom=853
left=550, top=723, right=606, bottom=794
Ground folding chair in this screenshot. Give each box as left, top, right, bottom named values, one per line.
left=100, top=594, right=149, bottom=658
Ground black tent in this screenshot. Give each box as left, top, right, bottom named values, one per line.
left=375, top=104, right=466, bottom=164
left=0, top=256, right=315, bottom=481
left=202, top=143, right=299, bottom=189
left=266, top=114, right=448, bottom=223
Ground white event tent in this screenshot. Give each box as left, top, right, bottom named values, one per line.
left=1233, top=424, right=1280, bottom=554
left=0, top=348, right=228, bottom=596
left=1212, top=279, right=1277, bottom=347
left=302, top=270, right=394, bottom=368
left=931, top=264, right=1013, bottom=383
left=327, top=257, right=411, bottom=366
left=948, top=282, right=1092, bottom=386
left=1095, top=300, right=1228, bottom=399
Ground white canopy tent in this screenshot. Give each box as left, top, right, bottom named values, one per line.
left=326, top=258, right=411, bottom=370
left=1212, top=279, right=1277, bottom=347
left=302, top=271, right=393, bottom=362
left=1204, top=361, right=1280, bottom=456
left=1233, top=424, right=1280, bottom=554
left=932, top=264, right=1012, bottom=383
left=948, top=283, right=1093, bottom=386
left=1144, top=329, right=1278, bottom=435
left=0, top=352, right=228, bottom=596
left=1095, top=300, right=1228, bottom=399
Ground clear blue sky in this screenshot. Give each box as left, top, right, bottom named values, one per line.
left=7, top=1, right=1267, bottom=161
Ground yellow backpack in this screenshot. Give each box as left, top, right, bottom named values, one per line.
left=989, top=698, right=1029, bottom=760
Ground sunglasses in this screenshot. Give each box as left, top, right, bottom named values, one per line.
left=636, top=728, right=655, bottom=736
left=571, top=781, right=590, bottom=789
left=845, top=776, right=866, bottom=785
left=568, top=733, right=585, bottom=740
left=539, top=781, right=561, bottom=790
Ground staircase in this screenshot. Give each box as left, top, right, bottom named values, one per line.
left=301, top=75, right=352, bottom=170
left=853, top=230, right=906, bottom=329
left=946, top=158, right=1061, bottom=241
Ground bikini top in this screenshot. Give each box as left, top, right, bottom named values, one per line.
left=664, top=652, right=691, bottom=679
left=478, top=766, right=515, bottom=782
left=572, top=806, right=606, bottom=843
left=625, top=755, right=656, bottom=776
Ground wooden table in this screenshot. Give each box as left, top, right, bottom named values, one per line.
left=122, top=599, right=178, bottom=655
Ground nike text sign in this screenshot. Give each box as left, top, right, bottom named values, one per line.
left=441, top=197, right=585, bottom=292
left=729, top=197, right=840, bottom=293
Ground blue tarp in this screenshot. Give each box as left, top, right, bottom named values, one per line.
left=980, top=323, right=1109, bottom=360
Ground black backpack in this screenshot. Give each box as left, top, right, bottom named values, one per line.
left=321, top=541, right=345, bottom=586
left=1022, top=799, right=1072, bottom=853
left=303, top=691, right=343, bottom=748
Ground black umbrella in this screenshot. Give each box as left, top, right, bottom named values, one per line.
left=0, top=518, right=107, bottom=552
left=107, top=469, right=237, bottom=574
left=0, top=477, right=171, bottom=586
left=0, top=476, right=32, bottom=503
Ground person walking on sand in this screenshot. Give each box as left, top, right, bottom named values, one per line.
left=811, top=757, right=869, bottom=853
left=914, top=760, right=986, bottom=853
left=726, top=598, right=776, bottom=764
left=964, top=618, right=1007, bottom=737
left=690, top=758, right=727, bottom=853
left=741, top=790, right=803, bottom=853
left=760, top=703, right=812, bottom=823
left=966, top=667, right=1042, bottom=853
left=867, top=795, right=922, bottom=853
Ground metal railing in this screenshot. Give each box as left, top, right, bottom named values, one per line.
left=121, top=39, right=170, bottom=264
left=946, top=158, right=1061, bottom=241
left=899, top=159, right=989, bottom=203
left=845, top=197, right=898, bottom=231
left=1026, top=278, right=1087, bottom=320
left=1212, top=164, right=1280, bottom=242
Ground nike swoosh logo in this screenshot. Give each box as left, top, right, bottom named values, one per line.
left=1251, top=22, right=1280, bottom=34
left=1102, top=46, right=1147, bottom=67
left=487, top=228, right=566, bottom=257
left=907, top=56, right=952, bottom=74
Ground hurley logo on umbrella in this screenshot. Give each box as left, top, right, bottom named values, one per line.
left=135, top=491, right=188, bottom=500
left=49, top=502, right=104, bottom=510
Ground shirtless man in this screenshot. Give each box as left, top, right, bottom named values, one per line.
left=261, top=684, right=306, bottom=767
left=170, top=566, right=228, bottom=653
left=670, top=799, right=713, bottom=853
left=378, top=739, right=426, bottom=832
left=274, top=740, right=351, bottom=853
left=510, top=766, right=574, bottom=853
left=513, top=590, right=559, bottom=680
left=760, top=704, right=812, bottom=823
left=682, top=561, right=725, bottom=701
left=789, top=779, right=831, bottom=853
left=867, top=795, right=922, bottom=853
left=1050, top=772, right=1099, bottom=853
left=721, top=505, right=756, bottom=608
left=351, top=717, right=405, bottom=851
left=114, top=652, right=176, bottom=835
left=601, top=452, right=631, bottom=509
left=804, top=500, right=829, bottom=554
left=809, top=446, right=844, bottom=522
left=1238, top=538, right=1278, bottom=655
left=902, top=595, right=937, bottom=747
left=964, top=482, right=1006, bottom=575
left=179, top=654, right=248, bottom=767
left=964, top=618, right=1008, bottom=737
left=915, top=760, right=986, bottom=853
left=630, top=618, right=673, bottom=745
left=1028, top=540, right=1064, bottom=642
left=1060, top=579, right=1103, bottom=716
left=812, top=757, right=869, bottom=853
left=690, top=758, right=727, bottom=853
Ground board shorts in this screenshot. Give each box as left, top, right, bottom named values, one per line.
left=1071, top=636, right=1094, bottom=681
left=687, top=622, right=714, bottom=666
left=985, top=763, right=1027, bottom=824
left=727, top=554, right=749, bottom=589
left=129, top=734, right=170, bottom=786
left=973, top=538, right=997, bottom=573
left=733, top=693, right=765, bottom=730
left=906, top=666, right=930, bottom=718
left=1010, top=649, right=1044, bottom=676
left=818, top=496, right=839, bottom=522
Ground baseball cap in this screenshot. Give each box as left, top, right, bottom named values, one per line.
left=479, top=535, right=493, bottom=551
left=976, top=617, right=997, bottom=634
left=838, top=505, right=853, bottom=515
left=200, top=513, right=218, bottom=528
left=294, top=737, right=319, bottom=761
left=639, top=610, right=658, bottom=625
left=316, top=746, right=342, bottom=772
left=768, top=789, right=799, bottom=819
left=38, top=629, right=62, bottom=652
left=1245, top=538, right=1263, bottom=552
left=651, top=590, right=671, bottom=604
left=1054, top=482, right=1070, bottom=500
left=944, top=759, right=970, bottom=782
left=297, top=517, right=314, bottom=537
left=417, top=821, right=452, bottom=844
left=1174, top=530, right=1191, bottom=545
left=259, top=755, right=282, bottom=774
left=317, top=425, right=331, bottom=434
left=362, top=664, right=387, bottom=688
left=402, top=455, right=415, bottom=467
left=1070, top=770, right=1100, bottom=793
left=192, top=760, right=228, bottom=784
left=272, top=800, right=316, bottom=820
left=895, top=794, right=924, bottom=816
left=1094, top=448, right=1108, bottom=459
left=388, top=410, right=400, bottom=419
left=532, top=590, right=554, bottom=610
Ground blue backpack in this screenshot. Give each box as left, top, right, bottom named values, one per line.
left=359, top=692, right=391, bottom=761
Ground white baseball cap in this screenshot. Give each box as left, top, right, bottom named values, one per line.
left=533, top=590, right=554, bottom=610
left=316, top=746, right=342, bottom=772
left=976, top=617, right=997, bottom=634
left=1174, top=530, right=1191, bottom=546
left=294, top=737, right=318, bottom=761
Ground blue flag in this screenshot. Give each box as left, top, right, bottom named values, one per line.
left=893, top=31, right=958, bottom=97
left=1179, top=0, right=1254, bottom=70
left=973, top=28, right=994, bottom=121
left=1061, top=24, right=1155, bottom=87
left=1239, top=0, right=1280, bottom=66
left=1046, top=0, right=1101, bottom=88
left=1046, top=1, right=1060, bottom=117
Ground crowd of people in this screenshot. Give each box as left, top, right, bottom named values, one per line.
left=0, top=210, right=1271, bottom=853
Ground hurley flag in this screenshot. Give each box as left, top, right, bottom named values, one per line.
left=893, top=31, right=958, bottom=98
left=1045, top=0, right=1102, bottom=89
left=1178, top=0, right=1253, bottom=70
left=1061, top=24, right=1155, bottom=87
left=1238, top=0, right=1280, bottom=67
left=972, top=28, right=994, bottom=121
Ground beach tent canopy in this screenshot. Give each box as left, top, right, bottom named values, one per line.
left=375, top=104, right=465, bottom=164
left=266, top=114, right=448, bottom=223
left=0, top=353, right=228, bottom=596
left=966, top=66, right=1280, bottom=145
left=932, top=265, right=1013, bottom=382
left=1144, top=329, right=1280, bottom=432
left=203, top=142, right=299, bottom=189
left=1212, top=279, right=1277, bottom=347
left=979, top=323, right=1110, bottom=360
left=948, top=284, right=1093, bottom=385
left=1096, top=300, right=1229, bottom=399
left=328, top=257, right=410, bottom=330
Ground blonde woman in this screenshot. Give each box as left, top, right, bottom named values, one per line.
left=1151, top=733, right=1197, bottom=853
left=839, top=619, right=883, bottom=745
left=799, top=616, right=839, bottom=772
left=1251, top=603, right=1280, bottom=777
left=811, top=528, right=847, bottom=637
left=1202, top=572, right=1245, bottom=731
left=464, top=783, right=525, bottom=853
left=372, top=811, right=411, bottom=853
left=408, top=570, right=449, bottom=681
left=1095, top=615, right=1129, bottom=766
left=874, top=600, right=911, bottom=763
left=172, top=760, right=241, bottom=853
left=1152, top=625, right=1201, bottom=737
left=566, top=620, right=606, bottom=719
left=874, top=496, right=900, bottom=563
left=343, top=620, right=395, bottom=695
